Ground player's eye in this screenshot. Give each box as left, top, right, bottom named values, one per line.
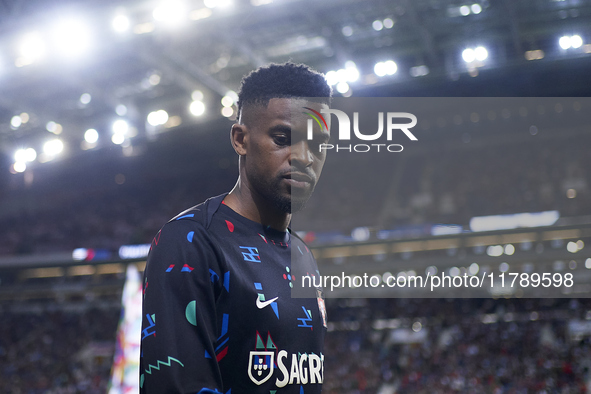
left=273, top=134, right=290, bottom=146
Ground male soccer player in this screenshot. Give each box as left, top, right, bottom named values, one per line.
left=140, top=62, right=332, bottom=393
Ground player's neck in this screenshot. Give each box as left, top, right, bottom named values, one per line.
left=224, top=179, right=291, bottom=232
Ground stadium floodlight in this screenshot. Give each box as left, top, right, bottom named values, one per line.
left=189, top=100, right=205, bottom=116
left=112, top=119, right=129, bottom=135
left=221, top=96, right=234, bottom=107
left=14, top=149, right=28, bottom=162
left=462, top=48, right=476, bottom=63
left=115, top=104, right=127, bottom=116
left=325, top=70, right=338, bottom=85
left=147, top=110, right=169, bottom=126
left=410, top=65, right=429, bottom=77
left=372, top=20, right=383, bottom=31
left=112, top=133, right=125, bottom=145
left=84, top=129, right=99, bottom=143
left=474, top=46, right=488, bottom=61
left=384, top=60, right=397, bottom=75
left=504, top=244, right=515, bottom=255
left=374, top=62, right=387, bottom=77
left=24, top=148, right=37, bottom=162
left=225, top=90, right=238, bottom=103
left=191, top=90, right=204, bottom=101
left=19, top=31, right=45, bottom=63
left=374, top=60, right=398, bottom=77
left=383, top=18, right=394, bottom=29
left=336, top=81, right=349, bottom=94
left=469, top=263, right=479, bottom=275
left=460, top=5, right=470, bottom=16
left=80, top=93, right=91, bottom=104
left=10, top=116, right=22, bottom=128
left=344, top=61, right=360, bottom=82
left=13, top=162, right=26, bottom=173
left=112, top=14, right=130, bottom=33
left=342, top=26, right=353, bottom=37
left=325, top=70, right=338, bottom=86
left=471, top=4, right=482, bottom=14
left=221, top=107, right=233, bottom=117
left=571, top=35, right=583, bottom=48
left=153, top=1, right=186, bottom=26
left=559, top=35, right=571, bottom=49
left=43, top=139, right=64, bottom=156
left=51, top=18, right=92, bottom=58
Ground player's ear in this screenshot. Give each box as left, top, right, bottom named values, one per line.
left=231, top=123, right=248, bottom=156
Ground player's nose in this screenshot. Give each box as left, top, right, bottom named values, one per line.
left=290, top=140, right=314, bottom=168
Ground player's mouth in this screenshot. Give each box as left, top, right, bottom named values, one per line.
left=283, top=172, right=313, bottom=188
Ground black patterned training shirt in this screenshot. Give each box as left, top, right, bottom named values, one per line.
left=140, top=194, right=326, bottom=394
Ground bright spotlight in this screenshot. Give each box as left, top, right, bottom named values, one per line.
left=115, top=105, right=127, bottom=116
left=112, top=133, right=125, bottom=145
left=571, top=35, right=583, bottom=48
left=10, top=116, right=22, bottom=128
left=112, top=119, right=129, bottom=135
left=24, top=148, right=37, bottom=162
left=153, top=1, right=186, bottom=26
left=471, top=4, right=482, bottom=14
left=221, top=107, right=234, bottom=117
left=19, top=31, right=45, bottom=62
left=383, top=18, right=394, bottom=28
left=46, top=121, right=57, bottom=132
left=80, top=93, right=91, bottom=104
left=191, top=90, right=204, bottom=101
left=474, top=46, right=488, bottom=61
left=52, top=18, right=92, bottom=58
left=147, top=110, right=169, bottom=126
left=43, top=139, right=64, bottom=156
left=559, top=36, right=571, bottom=49
left=189, top=100, right=205, bottom=116
left=112, top=14, right=130, bottom=33
left=344, top=61, right=359, bottom=82
left=221, top=96, right=234, bottom=107
left=325, top=70, right=338, bottom=86
left=225, top=90, right=238, bottom=103
left=336, top=81, right=349, bottom=94
left=14, top=162, right=26, bottom=173
left=372, top=20, right=383, bottom=31
left=14, top=149, right=27, bottom=162
left=462, top=48, right=476, bottom=62
left=84, top=129, right=99, bottom=143
left=460, top=5, right=470, bottom=15
left=384, top=60, right=397, bottom=75
left=374, top=62, right=387, bottom=77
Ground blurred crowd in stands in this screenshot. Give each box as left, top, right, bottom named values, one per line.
left=0, top=306, right=119, bottom=393
left=1, top=298, right=590, bottom=393
left=0, top=126, right=589, bottom=256
left=323, top=298, right=591, bottom=393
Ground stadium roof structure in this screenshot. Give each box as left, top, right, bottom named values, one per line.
left=1, top=0, right=591, bottom=172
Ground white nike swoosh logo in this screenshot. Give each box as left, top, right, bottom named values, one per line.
left=256, top=296, right=278, bottom=309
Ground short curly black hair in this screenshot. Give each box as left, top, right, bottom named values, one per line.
left=237, top=62, right=332, bottom=120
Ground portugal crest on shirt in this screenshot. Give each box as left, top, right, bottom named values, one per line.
left=247, top=351, right=275, bottom=385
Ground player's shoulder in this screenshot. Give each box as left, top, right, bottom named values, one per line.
left=154, top=193, right=226, bottom=244
left=167, top=193, right=226, bottom=228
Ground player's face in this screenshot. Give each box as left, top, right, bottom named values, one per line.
left=243, top=98, right=330, bottom=213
